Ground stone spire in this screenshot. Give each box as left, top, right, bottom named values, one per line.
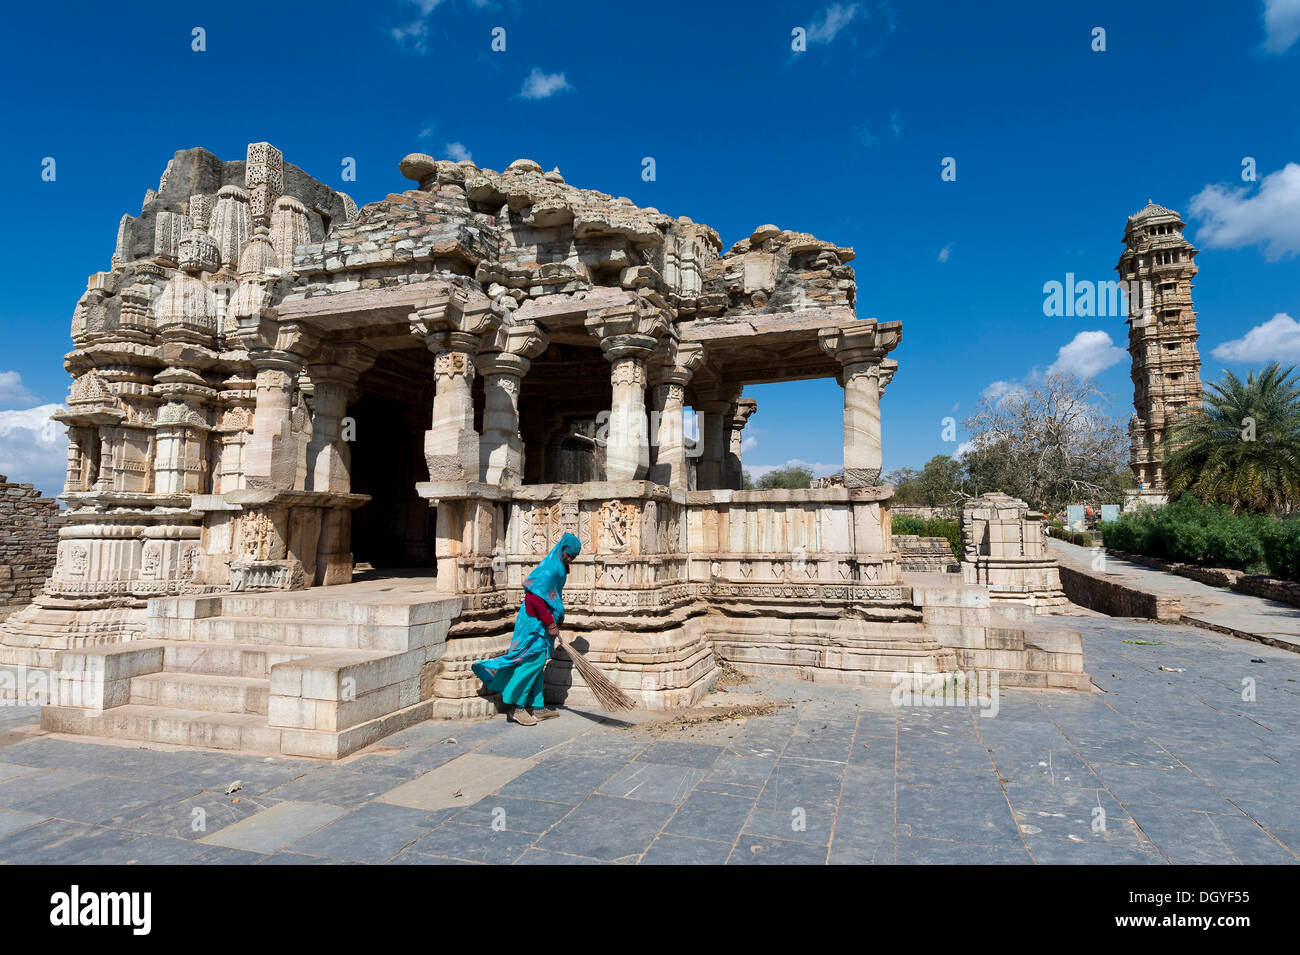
left=1116, top=201, right=1203, bottom=495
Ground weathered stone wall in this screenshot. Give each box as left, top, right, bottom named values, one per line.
left=1057, top=563, right=1182, bottom=621
left=0, top=476, right=60, bottom=621
left=1106, top=549, right=1300, bottom=610
left=894, top=535, right=958, bottom=573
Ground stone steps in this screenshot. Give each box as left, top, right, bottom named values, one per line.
left=41, top=583, right=463, bottom=758
left=42, top=703, right=284, bottom=755
left=168, top=615, right=353, bottom=648
left=128, top=671, right=270, bottom=716
left=161, top=640, right=385, bottom=680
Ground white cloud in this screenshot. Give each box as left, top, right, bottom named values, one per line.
left=741, top=434, right=758, bottom=452
left=1189, top=162, right=1300, bottom=260
left=444, top=141, right=473, bottom=163
left=520, top=68, right=571, bottom=100
left=1211, top=312, right=1300, bottom=363
left=391, top=19, right=429, bottom=52
left=937, top=243, right=952, bottom=263
left=0, top=371, right=38, bottom=406
left=1046, top=330, right=1127, bottom=379
left=0, top=404, right=67, bottom=497
left=418, top=123, right=436, bottom=140
left=808, top=4, right=860, bottom=44
left=981, top=380, right=1022, bottom=402
left=1263, top=0, right=1300, bottom=53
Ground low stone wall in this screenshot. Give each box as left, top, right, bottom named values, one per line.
left=1057, top=563, right=1182, bottom=622
left=0, top=476, right=59, bottom=621
left=894, top=535, right=958, bottom=573
left=1107, top=549, right=1300, bottom=610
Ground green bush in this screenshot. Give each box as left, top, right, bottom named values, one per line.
left=1100, top=499, right=1286, bottom=578
left=1262, top=520, right=1300, bottom=581
left=892, top=516, right=961, bottom=560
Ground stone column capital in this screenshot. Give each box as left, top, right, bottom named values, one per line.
left=877, top=358, right=899, bottom=397
left=483, top=317, right=550, bottom=361
left=237, top=318, right=321, bottom=363
left=729, top=397, right=758, bottom=431
left=410, top=286, right=500, bottom=355
left=818, top=320, right=902, bottom=370
left=475, top=351, right=532, bottom=379
left=585, top=299, right=670, bottom=359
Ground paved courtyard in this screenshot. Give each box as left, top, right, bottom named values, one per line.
left=0, top=615, right=1296, bottom=865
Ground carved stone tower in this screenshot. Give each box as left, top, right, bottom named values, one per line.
left=1116, top=201, right=1203, bottom=502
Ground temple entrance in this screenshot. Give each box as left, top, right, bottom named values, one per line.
left=347, top=354, right=436, bottom=571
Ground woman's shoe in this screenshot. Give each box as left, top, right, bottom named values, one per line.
left=532, top=707, right=560, bottom=721
left=509, top=706, right=538, bottom=726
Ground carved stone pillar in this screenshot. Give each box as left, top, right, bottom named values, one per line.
left=692, top=386, right=740, bottom=491
left=410, top=291, right=501, bottom=482
left=244, top=352, right=302, bottom=490
left=819, top=322, right=902, bottom=487
left=477, top=319, right=548, bottom=486
left=304, top=344, right=376, bottom=493
left=648, top=341, right=704, bottom=488
left=725, top=398, right=758, bottom=490
left=586, top=302, right=669, bottom=482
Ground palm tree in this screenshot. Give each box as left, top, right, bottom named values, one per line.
left=1164, top=363, right=1300, bottom=514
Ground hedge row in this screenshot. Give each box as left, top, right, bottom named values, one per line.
left=1100, top=498, right=1300, bottom=582
left=892, top=515, right=961, bottom=560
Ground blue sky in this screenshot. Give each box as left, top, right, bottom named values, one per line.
left=2, top=0, right=1299, bottom=493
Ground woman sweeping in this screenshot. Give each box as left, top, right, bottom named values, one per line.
left=472, top=532, right=580, bottom=726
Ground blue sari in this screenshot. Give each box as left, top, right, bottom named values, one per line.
left=472, top=533, right=581, bottom=709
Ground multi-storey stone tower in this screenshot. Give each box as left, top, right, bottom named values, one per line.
left=1116, top=201, right=1203, bottom=505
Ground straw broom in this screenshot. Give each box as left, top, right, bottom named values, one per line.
left=555, top=633, right=636, bottom=711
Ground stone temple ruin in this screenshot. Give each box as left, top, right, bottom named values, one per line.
left=0, top=144, right=1090, bottom=756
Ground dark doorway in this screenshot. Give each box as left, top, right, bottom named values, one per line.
left=348, top=390, right=434, bottom=570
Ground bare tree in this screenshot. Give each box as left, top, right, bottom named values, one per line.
left=962, top=373, right=1129, bottom=514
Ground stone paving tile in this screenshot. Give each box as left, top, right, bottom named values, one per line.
left=85, top=834, right=212, bottom=865
left=597, top=761, right=703, bottom=804
left=285, top=802, right=432, bottom=863
left=895, top=835, right=1033, bottom=864
left=117, top=790, right=281, bottom=841
left=829, top=807, right=894, bottom=865
left=513, top=847, right=609, bottom=865
left=0, top=768, right=99, bottom=808
left=728, top=834, right=827, bottom=865
left=154, top=755, right=312, bottom=797
left=663, top=790, right=754, bottom=842
left=451, top=794, right=574, bottom=833
left=0, top=807, right=46, bottom=840
left=757, top=758, right=844, bottom=810
left=262, top=767, right=397, bottom=809
left=188, top=845, right=263, bottom=864
left=636, top=741, right=726, bottom=769
left=640, top=834, right=732, bottom=865
left=12, top=777, right=192, bottom=827
left=743, top=805, right=835, bottom=846
left=1126, top=807, right=1298, bottom=864
left=548, top=731, right=648, bottom=762
left=896, top=783, right=1022, bottom=848
left=535, top=794, right=674, bottom=861
left=409, top=820, right=535, bottom=864
left=0, top=818, right=142, bottom=864
left=385, top=848, right=483, bottom=865
left=258, top=851, right=355, bottom=865
left=495, top=755, right=623, bottom=804
left=198, top=801, right=347, bottom=855
left=1022, top=838, right=1167, bottom=865
left=0, top=762, right=36, bottom=784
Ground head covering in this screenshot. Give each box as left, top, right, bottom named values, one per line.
left=523, top=532, right=580, bottom=618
